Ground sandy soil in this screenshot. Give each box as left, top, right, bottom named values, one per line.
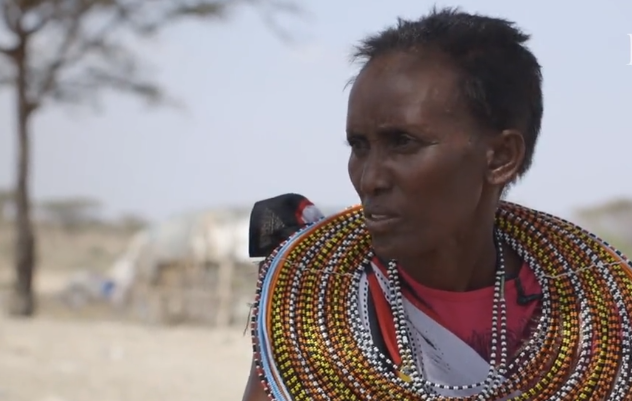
left=0, top=316, right=252, bottom=401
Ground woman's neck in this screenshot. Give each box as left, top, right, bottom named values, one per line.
left=396, top=225, right=504, bottom=292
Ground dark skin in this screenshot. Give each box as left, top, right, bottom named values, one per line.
left=242, top=361, right=267, bottom=401
left=242, top=49, right=525, bottom=400
left=347, top=50, right=524, bottom=291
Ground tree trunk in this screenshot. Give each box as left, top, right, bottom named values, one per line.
left=7, top=37, right=36, bottom=317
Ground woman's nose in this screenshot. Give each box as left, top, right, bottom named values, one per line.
left=360, top=150, right=391, bottom=196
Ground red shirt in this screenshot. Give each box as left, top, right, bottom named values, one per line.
left=372, top=259, right=542, bottom=362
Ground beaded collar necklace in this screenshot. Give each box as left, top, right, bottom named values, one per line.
left=251, top=202, right=632, bottom=400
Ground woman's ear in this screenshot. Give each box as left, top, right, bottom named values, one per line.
left=485, top=129, right=526, bottom=186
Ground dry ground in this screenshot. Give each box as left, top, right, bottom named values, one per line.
left=0, top=221, right=253, bottom=401
left=0, top=315, right=253, bottom=401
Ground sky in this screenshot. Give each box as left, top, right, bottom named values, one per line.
left=0, top=0, right=631, bottom=222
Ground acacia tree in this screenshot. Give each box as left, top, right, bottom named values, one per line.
left=0, top=0, right=300, bottom=316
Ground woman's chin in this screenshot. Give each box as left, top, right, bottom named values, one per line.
left=369, top=236, right=400, bottom=261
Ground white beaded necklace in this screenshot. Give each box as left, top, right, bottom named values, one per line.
left=386, top=231, right=508, bottom=398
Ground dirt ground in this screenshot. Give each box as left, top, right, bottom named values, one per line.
left=0, top=315, right=253, bottom=401
left=0, top=219, right=256, bottom=401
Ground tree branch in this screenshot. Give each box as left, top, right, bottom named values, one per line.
left=45, top=67, right=166, bottom=109
left=0, top=0, right=59, bottom=63
left=0, top=45, right=17, bottom=58
left=34, top=2, right=98, bottom=99
left=243, top=0, right=305, bottom=44
left=1, top=0, right=21, bottom=33
left=4, top=0, right=305, bottom=109
left=83, top=66, right=163, bottom=102
left=34, top=1, right=150, bottom=100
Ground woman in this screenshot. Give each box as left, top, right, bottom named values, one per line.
left=242, top=8, right=632, bottom=401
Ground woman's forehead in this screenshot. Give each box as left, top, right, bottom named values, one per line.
left=347, top=54, right=467, bottom=128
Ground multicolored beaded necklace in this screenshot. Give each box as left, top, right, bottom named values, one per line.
left=250, top=201, right=632, bottom=400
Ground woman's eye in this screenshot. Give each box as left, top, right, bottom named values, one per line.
left=389, top=133, right=415, bottom=149
left=347, top=137, right=369, bottom=154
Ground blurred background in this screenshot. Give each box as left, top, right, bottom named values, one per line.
left=0, top=0, right=631, bottom=400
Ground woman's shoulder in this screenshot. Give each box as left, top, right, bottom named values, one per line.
left=248, top=193, right=364, bottom=271
left=248, top=194, right=360, bottom=256
left=248, top=193, right=327, bottom=259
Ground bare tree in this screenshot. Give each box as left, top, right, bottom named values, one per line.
left=0, top=0, right=301, bottom=316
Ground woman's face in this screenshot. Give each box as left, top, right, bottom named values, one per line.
left=346, top=51, right=509, bottom=261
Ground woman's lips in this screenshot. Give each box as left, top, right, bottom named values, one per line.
left=364, top=213, right=401, bottom=233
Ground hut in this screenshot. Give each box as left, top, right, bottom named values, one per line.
left=108, top=207, right=260, bottom=327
